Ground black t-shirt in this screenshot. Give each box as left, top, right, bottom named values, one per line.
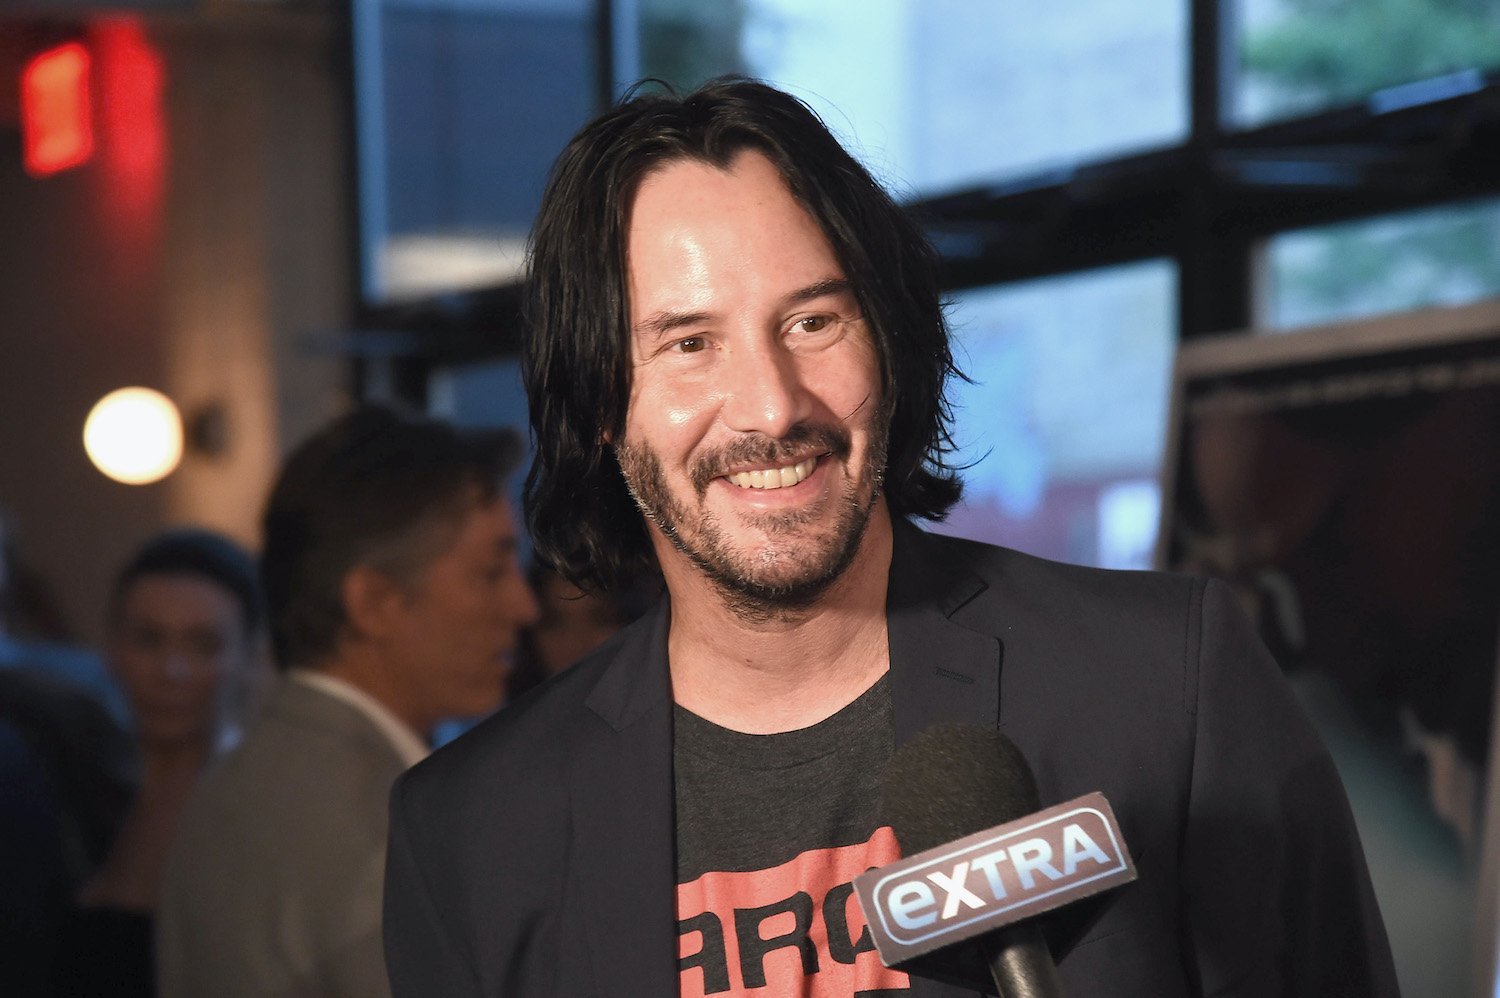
left=673, top=674, right=913, bottom=996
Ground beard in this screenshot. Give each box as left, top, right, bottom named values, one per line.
left=615, top=415, right=888, bottom=616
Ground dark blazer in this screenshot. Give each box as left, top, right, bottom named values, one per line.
left=385, top=523, right=1397, bottom=997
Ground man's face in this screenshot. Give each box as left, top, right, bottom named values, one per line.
left=617, top=149, right=887, bottom=608
left=388, top=497, right=539, bottom=728
left=108, top=573, right=251, bottom=749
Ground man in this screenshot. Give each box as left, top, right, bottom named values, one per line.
left=159, top=407, right=538, bottom=997
left=384, top=81, right=1397, bottom=996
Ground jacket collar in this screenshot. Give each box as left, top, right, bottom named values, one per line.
left=582, top=595, right=673, bottom=731
left=888, top=518, right=1003, bottom=745
left=578, top=520, right=1002, bottom=733
left=573, top=600, right=679, bottom=996
left=262, top=672, right=411, bottom=772
left=570, top=520, right=1002, bottom=997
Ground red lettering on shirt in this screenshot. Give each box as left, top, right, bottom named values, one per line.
left=676, top=825, right=911, bottom=996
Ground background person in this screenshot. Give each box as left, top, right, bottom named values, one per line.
left=58, top=528, right=261, bottom=998
left=157, top=406, right=538, bottom=998
left=504, top=561, right=657, bottom=702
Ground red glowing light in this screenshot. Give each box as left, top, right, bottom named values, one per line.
left=94, top=19, right=165, bottom=185
left=21, top=42, right=95, bottom=178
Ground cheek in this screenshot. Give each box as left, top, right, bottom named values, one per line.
left=178, top=657, right=226, bottom=704
left=841, top=342, right=883, bottom=402
left=111, top=651, right=155, bottom=697
left=628, top=374, right=719, bottom=442
left=823, top=350, right=884, bottom=428
left=199, top=654, right=232, bottom=686
left=454, top=588, right=502, bottom=639
left=664, top=395, right=710, bottom=429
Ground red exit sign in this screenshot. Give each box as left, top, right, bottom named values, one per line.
left=22, top=40, right=95, bottom=177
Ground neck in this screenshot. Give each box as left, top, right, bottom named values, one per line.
left=313, top=647, right=430, bottom=741
left=137, top=737, right=215, bottom=788
left=78, top=734, right=214, bottom=912
left=663, top=504, right=894, bottom=734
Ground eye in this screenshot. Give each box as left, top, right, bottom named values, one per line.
left=128, top=626, right=167, bottom=652
left=674, top=336, right=706, bottom=354
left=787, top=313, right=848, bottom=351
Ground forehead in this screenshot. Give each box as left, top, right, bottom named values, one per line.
left=117, top=573, right=241, bottom=629
left=624, top=150, right=844, bottom=315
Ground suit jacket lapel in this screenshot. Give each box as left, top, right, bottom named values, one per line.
left=887, top=522, right=1005, bottom=998
left=571, top=599, right=679, bottom=997
left=887, top=520, right=1003, bottom=746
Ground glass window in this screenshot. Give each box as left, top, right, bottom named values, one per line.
left=931, top=260, right=1178, bottom=569
left=621, top=0, right=1189, bottom=196
left=1261, top=197, right=1500, bottom=331
left=1230, top=0, right=1500, bottom=129
left=353, top=0, right=596, bottom=305
left=428, top=356, right=533, bottom=524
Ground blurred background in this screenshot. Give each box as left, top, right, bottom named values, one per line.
left=2, top=0, right=1500, bottom=995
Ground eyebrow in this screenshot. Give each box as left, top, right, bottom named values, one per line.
left=784, top=277, right=854, bottom=308
left=634, top=309, right=714, bottom=340
left=632, top=278, right=856, bottom=340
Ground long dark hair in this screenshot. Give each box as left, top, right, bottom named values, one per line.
left=524, top=78, right=962, bottom=592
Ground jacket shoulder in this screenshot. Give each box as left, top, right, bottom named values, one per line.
left=917, top=527, right=1201, bottom=633
left=393, top=606, right=653, bottom=831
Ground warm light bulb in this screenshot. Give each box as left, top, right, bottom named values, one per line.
left=83, top=387, right=183, bottom=485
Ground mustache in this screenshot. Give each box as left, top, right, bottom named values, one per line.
left=689, top=423, right=852, bottom=497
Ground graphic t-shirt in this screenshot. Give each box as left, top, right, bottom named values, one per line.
left=674, top=675, right=912, bottom=997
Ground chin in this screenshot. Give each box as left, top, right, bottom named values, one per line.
left=697, top=544, right=853, bottom=611
left=453, top=690, right=506, bottom=719
left=140, top=725, right=215, bottom=750
left=701, top=505, right=873, bottom=599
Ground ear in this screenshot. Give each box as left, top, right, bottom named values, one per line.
left=340, top=564, right=406, bottom=641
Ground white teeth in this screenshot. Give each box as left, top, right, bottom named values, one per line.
left=728, top=457, right=817, bottom=490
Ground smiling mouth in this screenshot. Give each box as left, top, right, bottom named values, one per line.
left=725, top=456, right=819, bottom=490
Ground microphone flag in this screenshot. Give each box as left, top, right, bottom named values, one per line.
left=853, top=791, right=1137, bottom=970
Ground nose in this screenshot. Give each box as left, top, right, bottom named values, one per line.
left=719, top=341, right=810, bottom=439
left=161, top=651, right=194, bottom=683
left=506, top=572, right=542, bottom=631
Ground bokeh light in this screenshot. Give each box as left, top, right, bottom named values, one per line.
left=83, top=386, right=183, bottom=485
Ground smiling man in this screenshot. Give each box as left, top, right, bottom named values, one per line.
left=384, top=81, right=1397, bottom=997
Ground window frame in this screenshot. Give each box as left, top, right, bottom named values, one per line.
left=348, top=0, right=1500, bottom=398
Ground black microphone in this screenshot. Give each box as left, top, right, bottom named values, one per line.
left=854, top=723, right=1136, bottom=998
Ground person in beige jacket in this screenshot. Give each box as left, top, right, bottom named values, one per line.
left=157, top=406, right=537, bottom=997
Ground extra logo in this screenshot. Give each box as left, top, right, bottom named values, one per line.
left=852, top=792, right=1136, bottom=966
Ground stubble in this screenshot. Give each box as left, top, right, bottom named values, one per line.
left=615, top=413, right=888, bottom=620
